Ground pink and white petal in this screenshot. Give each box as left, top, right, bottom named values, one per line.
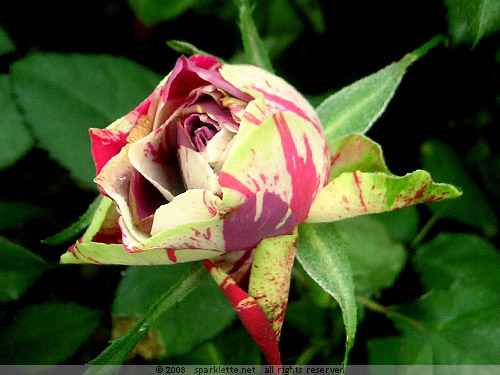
left=222, top=192, right=296, bottom=252
left=219, top=64, right=321, bottom=132
left=91, top=76, right=168, bottom=175
left=328, top=133, right=389, bottom=181
left=185, top=57, right=253, bottom=103
left=61, top=242, right=220, bottom=265
left=128, top=123, right=184, bottom=201
left=306, top=170, right=462, bottom=223
left=202, top=127, right=236, bottom=167
left=202, top=259, right=282, bottom=366
left=133, top=214, right=225, bottom=253
left=219, top=112, right=329, bottom=224
left=178, top=145, right=221, bottom=194
left=90, top=124, right=130, bottom=176
left=151, top=189, right=222, bottom=235
left=248, top=229, right=298, bottom=341
left=94, top=144, right=150, bottom=246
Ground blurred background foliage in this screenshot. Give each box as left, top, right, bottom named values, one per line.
left=0, top=0, right=500, bottom=368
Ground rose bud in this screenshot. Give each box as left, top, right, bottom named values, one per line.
left=61, top=54, right=460, bottom=366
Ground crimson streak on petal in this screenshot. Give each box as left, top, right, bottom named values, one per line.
left=274, top=113, right=318, bottom=224
left=202, top=259, right=282, bottom=367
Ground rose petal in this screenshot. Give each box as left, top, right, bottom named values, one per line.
left=177, top=123, right=221, bottom=194
left=186, top=58, right=253, bottom=103
left=248, top=229, right=297, bottom=340
left=220, top=64, right=321, bottom=132
left=151, top=189, right=221, bottom=235
left=77, top=196, right=122, bottom=245
left=306, top=170, right=462, bottom=223
left=133, top=190, right=227, bottom=252
left=94, top=144, right=150, bottom=246
left=222, top=192, right=296, bottom=252
left=61, top=242, right=220, bottom=265
left=328, top=133, right=389, bottom=181
left=219, top=112, right=329, bottom=224
left=203, top=259, right=282, bottom=366
left=128, top=122, right=184, bottom=201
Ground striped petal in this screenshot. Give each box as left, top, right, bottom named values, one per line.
left=203, top=258, right=282, bottom=366
left=306, top=170, right=462, bottom=223
left=219, top=112, right=329, bottom=225
left=61, top=242, right=219, bottom=265
left=94, top=144, right=150, bottom=247
left=90, top=75, right=168, bottom=175
left=247, top=229, right=298, bottom=340
left=220, top=64, right=321, bottom=132
left=222, top=191, right=296, bottom=252
left=79, top=196, right=121, bottom=244
left=328, top=133, right=389, bottom=180
left=128, top=121, right=184, bottom=202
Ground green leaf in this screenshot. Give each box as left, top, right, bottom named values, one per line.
left=0, top=236, right=48, bottom=302
left=0, top=302, right=101, bottom=364
left=43, top=195, right=102, bottom=245
left=86, top=263, right=208, bottom=371
left=0, top=75, right=34, bottom=170
left=0, top=26, right=15, bottom=56
left=371, top=206, right=420, bottom=244
left=445, top=0, right=500, bottom=47
left=390, top=282, right=500, bottom=366
left=317, top=35, right=446, bottom=143
left=166, top=326, right=262, bottom=365
left=128, top=0, right=197, bottom=26
left=334, top=215, right=407, bottom=296
left=285, top=298, right=328, bottom=339
left=293, top=0, right=325, bottom=33
left=111, top=263, right=235, bottom=359
left=297, top=222, right=357, bottom=364
left=420, top=139, right=499, bottom=236
left=0, top=200, right=44, bottom=231
left=11, top=53, right=162, bottom=186
left=236, top=0, right=274, bottom=73
left=367, top=336, right=403, bottom=365
left=414, top=233, right=500, bottom=293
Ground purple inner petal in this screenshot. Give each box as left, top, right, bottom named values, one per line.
left=194, top=126, right=218, bottom=151
left=222, top=192, right=297, bottom=252
left=130, top=170, right=168, bottom=220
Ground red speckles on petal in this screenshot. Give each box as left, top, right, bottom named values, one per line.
left=331, top=152, right=341, bottom=166
left=353, top=171, right=367, bottom=211
left=167, top=250, right=177, bottom=263
left=414, top=184, right=428, bottom=200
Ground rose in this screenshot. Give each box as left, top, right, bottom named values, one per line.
left=61, top=54, right=460, bottom=365
left=88, top=55, right=330, bottom=258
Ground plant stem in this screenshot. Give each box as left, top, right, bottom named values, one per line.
left=410, top=213, right=440, bottom=249
left=356, top=296, right=425, bottom=333
left=294, top=341, right=323, bottom=366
